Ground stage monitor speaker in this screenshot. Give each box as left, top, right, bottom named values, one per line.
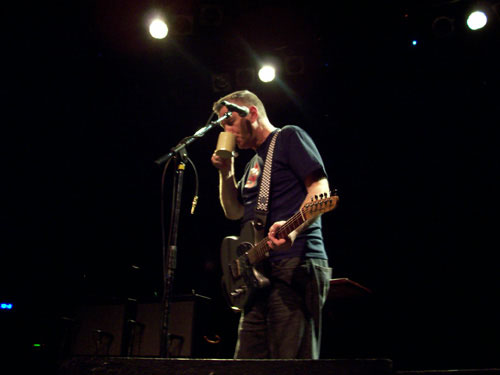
left=135, top=298, right=199, bottom=357
left=71, top=295, right=212, bottom=358
left=72, top=302, right=126, bottom=356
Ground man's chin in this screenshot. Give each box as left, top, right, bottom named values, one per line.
left=236, top=141, right=247, bottom=149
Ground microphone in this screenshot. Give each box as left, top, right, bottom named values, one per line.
left=222, top=101, right=249, bottom=117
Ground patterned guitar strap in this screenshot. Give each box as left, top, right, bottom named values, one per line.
left=253, top=129, right=281, bottom=243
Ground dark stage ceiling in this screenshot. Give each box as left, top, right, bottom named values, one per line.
left=2, top=0, right=500, bottom=370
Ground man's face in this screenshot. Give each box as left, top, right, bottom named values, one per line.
left=218, top=103, right=254, bottom=150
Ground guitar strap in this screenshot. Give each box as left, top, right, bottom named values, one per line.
left=252, top=129, right=281, bottom=243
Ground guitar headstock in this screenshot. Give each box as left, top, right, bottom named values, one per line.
left=301, top=190, right=339, bottom=221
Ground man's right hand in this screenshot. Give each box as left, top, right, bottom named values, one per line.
left=211, top=152, right=232, bottom=172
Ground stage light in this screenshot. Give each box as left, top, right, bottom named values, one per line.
left=258, top=65, right=276, bottom=83
left=149, top=19, right=169, bottom=39
left=467, top=10, right=487, bottom=30
left=1, top=303, right=13, bottom=310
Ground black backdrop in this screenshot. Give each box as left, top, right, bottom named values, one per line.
left=2, top=0, right=499, bottom=371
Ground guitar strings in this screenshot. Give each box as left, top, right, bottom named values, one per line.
left=252, top=197, right=333, bottom=260
left=253, top=210, right=304, bottom=259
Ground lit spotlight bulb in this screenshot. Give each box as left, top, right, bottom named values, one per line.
left=467, top=11, right=487, bottom=30
left=258, top=65, right=276, bottom=83
left=149, top=19, right=168, bottom=39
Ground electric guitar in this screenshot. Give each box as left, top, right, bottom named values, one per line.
left=220, top=192, right=339, bottom=311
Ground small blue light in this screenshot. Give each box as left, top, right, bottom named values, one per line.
left=1, top=303, right=13, bottom=310
left=412, top=40, right=418, bottom=46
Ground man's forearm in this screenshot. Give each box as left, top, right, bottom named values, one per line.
left=219, top=169, right=244, bottom=220
left=293, top=176, right=332, bottom=236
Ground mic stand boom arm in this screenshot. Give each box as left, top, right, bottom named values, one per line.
left=154, top=111, right=231, bottom=358
left=154, top=111, right=231, bottom=166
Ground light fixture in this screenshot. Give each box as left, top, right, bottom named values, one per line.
left=149, top=19, right=169, bottom=39
left=285, top=56, right=304, bottom=75
left=236, top=68, right=256, bottom=88
left=432, top=16, right=455, bottom=37
left=467, top=10, right=488, bottom=30
left=258, top=65, right=276, bottom=83
left=212, top=73, right=232, bottom=92
left=171, top=15, right=193, bottom=36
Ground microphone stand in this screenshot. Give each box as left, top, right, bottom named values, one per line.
left=154, top=111, right=231, bottom=358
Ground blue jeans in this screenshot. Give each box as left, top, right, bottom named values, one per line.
left=234, top=257, right=332, bottom=359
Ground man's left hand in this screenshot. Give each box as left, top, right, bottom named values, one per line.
left=267, top=221, right=294, bottom=252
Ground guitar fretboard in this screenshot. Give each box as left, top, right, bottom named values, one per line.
left=243, top=194, right=337, bottom=265
left=247, top=210, right=305, bottom=265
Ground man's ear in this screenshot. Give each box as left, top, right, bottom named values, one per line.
left=248, top=105, right=258, bottom=122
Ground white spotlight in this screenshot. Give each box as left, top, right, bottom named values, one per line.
left=258, top=65, right=276, bottom=83
left=467, top=10, right=487, bottom=30
left=149, top=19, right=169, bottom=39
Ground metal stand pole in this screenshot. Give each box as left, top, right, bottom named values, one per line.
left=160, top=151, right=186, bottom=358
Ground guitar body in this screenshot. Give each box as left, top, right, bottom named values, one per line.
left=220, top=222, right=270, bottom=311
left=219, top=193, right=338, bottom=312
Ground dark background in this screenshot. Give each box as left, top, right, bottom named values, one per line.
left=2, top=0, right=499, bottom=372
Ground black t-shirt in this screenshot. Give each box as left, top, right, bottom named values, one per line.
left=237, top=125, right=328, bottom=261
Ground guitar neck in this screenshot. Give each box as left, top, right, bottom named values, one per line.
left=246, top=210, right=305, bottom=265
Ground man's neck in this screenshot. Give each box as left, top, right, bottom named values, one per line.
left=253, top=120, right=276, bottom=149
